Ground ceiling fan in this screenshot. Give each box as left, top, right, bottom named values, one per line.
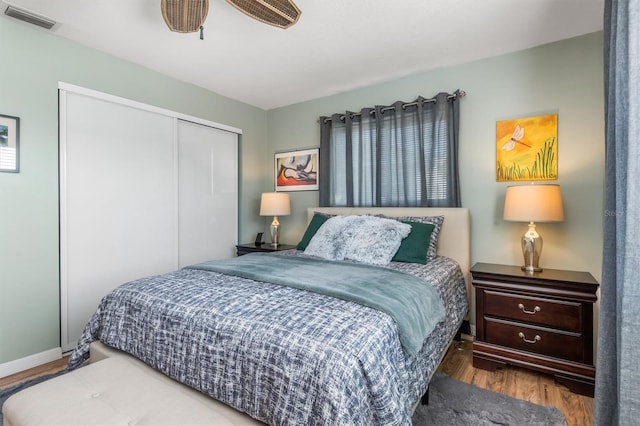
left=161, top=0, right=301, bottom=39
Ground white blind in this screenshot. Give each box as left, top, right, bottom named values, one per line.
left=328, top=110, right=451, bottom=206
left=0, top=147, right=16, bottom=170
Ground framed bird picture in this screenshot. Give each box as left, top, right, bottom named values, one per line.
left=496, top=113, right=558, bottom=182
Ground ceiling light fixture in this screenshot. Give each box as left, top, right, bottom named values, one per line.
left=161, top=0, right=208, bottom=40
left=225, top=0, right=301, bottom=29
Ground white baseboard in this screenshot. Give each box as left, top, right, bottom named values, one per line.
left=470, top=324, right=476, bottom=337
left=0, top=347, right=63, bottom=379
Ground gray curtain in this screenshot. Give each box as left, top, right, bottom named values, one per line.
left=319, top=92, right=461, bottom=207
left=594, top=1, right=640, bottom=424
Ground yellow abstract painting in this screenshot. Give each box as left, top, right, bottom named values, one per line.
left=496, top=113, right=558, bottom=182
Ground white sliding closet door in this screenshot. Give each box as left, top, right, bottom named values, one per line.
left=178, top=120, right=238, bottom=266
left=61, top=92, right=176, bottom=351
left=60, top=85, right=240, bottom=352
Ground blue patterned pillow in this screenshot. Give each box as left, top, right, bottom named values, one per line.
left=343, top=216, right=411, bottom=265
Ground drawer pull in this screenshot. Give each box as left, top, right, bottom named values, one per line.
left=518, top=332, right=541, bottom=344
left=518, top=303, right=541, bottom=315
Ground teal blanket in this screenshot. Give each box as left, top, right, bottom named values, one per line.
left=187, top=253, right=445, bottom=354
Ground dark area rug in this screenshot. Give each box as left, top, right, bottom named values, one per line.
left=1, top=369, right=566, bottom=425
left=413, top=372, right=567, bottom=425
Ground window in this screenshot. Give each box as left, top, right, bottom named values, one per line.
left=319, top=92, right=462, bottom=207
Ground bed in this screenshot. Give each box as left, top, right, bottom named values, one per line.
left=67, top=207, right=470, bottom=426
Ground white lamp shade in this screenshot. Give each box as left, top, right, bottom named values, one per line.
left=503, top=184, right=564, bottom=222
left=260, top=192, right=291, bottom=216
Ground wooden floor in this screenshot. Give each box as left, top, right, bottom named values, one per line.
left=437, top=340, right=594, bottom=426
left=1, top=341, right=593, bottom=425
left=0, top=356, right=69, bottom=391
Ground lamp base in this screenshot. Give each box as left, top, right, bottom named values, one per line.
left=270, top=216, right=280, bottom=247
left=521, top=221, right=543, bottom=273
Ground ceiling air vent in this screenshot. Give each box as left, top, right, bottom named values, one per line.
left=4, top=5, right=56, bottom=30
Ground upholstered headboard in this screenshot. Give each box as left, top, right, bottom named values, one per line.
left=307, top=207, right=471, bottom=297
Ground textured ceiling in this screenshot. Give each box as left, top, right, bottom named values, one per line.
left=2, top=0, right=604, bottom=109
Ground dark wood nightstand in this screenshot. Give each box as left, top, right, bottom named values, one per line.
left=471, top=262, right=599, bottom=396
left=235, top=243, right=297, bottom=256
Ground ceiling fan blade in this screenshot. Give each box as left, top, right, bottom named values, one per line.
left=161, top=0, right=209, bottom=33
left=226, top=0, right=301, bottom=29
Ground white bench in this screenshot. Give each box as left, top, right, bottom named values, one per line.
left=3, top=342, right=264, bottom=426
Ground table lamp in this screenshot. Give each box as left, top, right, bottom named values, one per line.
left=260, top=192, right=291, bottom=247
left=503, top=184, right=564, bottom=273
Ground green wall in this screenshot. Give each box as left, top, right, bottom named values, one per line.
left=268, top=32, right=605, bottom=324
left=0, top=17, right=268, bottom=364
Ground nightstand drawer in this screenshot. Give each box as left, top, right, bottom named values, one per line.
left=484, top=318, right=584, bottom=362
left=483, top=290, right=582, bottom=332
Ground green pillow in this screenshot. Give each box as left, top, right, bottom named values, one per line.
left=392, top=221, right=435, bottom=264
left=296, top=213, right=330, bottom=250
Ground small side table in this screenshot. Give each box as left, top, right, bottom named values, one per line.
left=471, top=262, right=599, bottom=396
left=235, top=243, right=297, bottom=256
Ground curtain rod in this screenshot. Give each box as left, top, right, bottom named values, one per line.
left=320, top=90, right=466, bottom=124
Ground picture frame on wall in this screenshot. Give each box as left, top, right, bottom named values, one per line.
left=0, top=114, right=20, bottom=173
left=275, top=148, right=319, bottom=191
left=496, top=113, right=558, bottom=182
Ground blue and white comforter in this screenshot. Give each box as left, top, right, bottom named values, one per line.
left=68, top=252, right=468, bottom=426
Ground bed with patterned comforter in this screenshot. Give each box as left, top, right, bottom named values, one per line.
left=68, top=250, right=467, bottom=426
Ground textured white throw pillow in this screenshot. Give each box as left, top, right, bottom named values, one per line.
left=343, top=216, right=411, bottom=265
left=304, top=215, right=361, bottom=260
left=304, top=215, right=411, bottom=265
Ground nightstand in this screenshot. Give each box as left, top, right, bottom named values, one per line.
left=471, top=262, right=599, bottom=396
left=235, top=243, right=297, bottom=256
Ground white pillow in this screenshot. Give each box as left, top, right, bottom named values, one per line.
left=343, top=216, right=411, bottom=265
left=304, top=215, right=411, bottom=265
left=304, top=215, right=361, bottom=260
